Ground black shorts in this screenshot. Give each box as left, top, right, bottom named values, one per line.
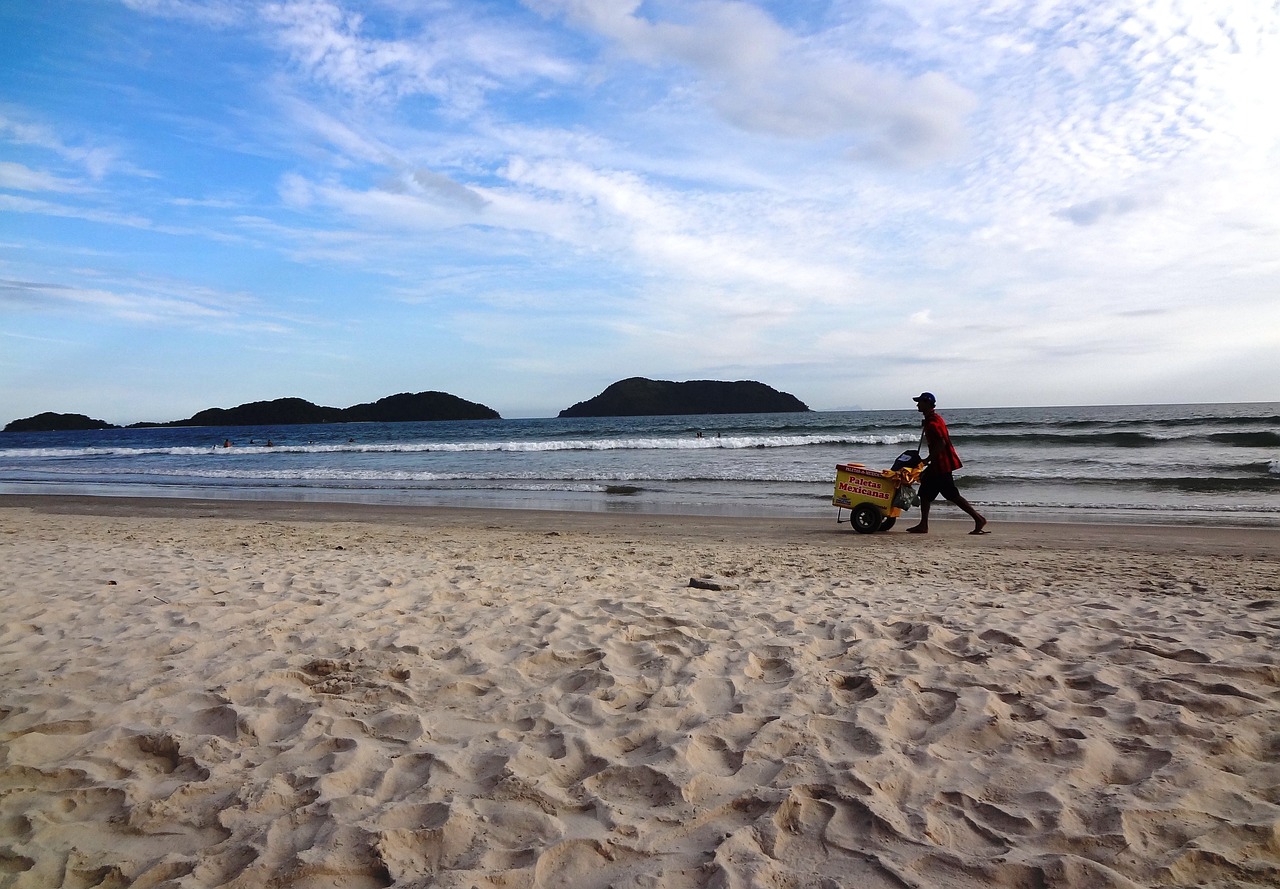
left=918, top=467, right=962, bottom=504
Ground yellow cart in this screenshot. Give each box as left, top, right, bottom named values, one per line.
left=832, top=452, right=923, bottom=533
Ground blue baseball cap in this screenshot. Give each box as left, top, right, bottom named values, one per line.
left=912, top=392, right=936, bottom=406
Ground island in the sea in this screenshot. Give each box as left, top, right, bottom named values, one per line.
left=3, top=391, right=501, bottom=432
left=6, top=379, right=812, bottom=431
left=558, top=377, right=809, bottom=418
left=2, top=412, right=117, bottom=433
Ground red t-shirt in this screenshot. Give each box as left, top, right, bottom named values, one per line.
left=922, top=412, right=962, bottom=473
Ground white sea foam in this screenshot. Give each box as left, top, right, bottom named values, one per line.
left=0, top=446, right=220, bottom=458
left=0, top=432, right=918, bottom=460
left=10, top=464, right=835, bottom=484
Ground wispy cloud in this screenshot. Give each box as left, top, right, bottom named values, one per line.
left=261, top=0, right=574, bottom=109
left=0, top=111, right=129, bottom=180
left=1054, top=190, right=1163, bottom=226
left=0, top=193, right=155, bottom=230
left=0, top=273, right=289, bottom=332
left=0, top=161, right=88, bottom=193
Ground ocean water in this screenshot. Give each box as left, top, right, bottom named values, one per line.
left=1, top=403, right=1277, bottom=527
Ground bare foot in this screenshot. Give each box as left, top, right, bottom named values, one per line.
left=969, top=517, right=989, bottom=535
left=906, top=525, right=928, bottom=534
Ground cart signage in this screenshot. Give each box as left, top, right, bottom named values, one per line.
left=837, top=478, right=891, bottom=499
left=832, top=464, right=894, bottom=508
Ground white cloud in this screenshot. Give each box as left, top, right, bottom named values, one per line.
left=0, top=112, right=127, bottom=180
left=279, top=98, right=398, bottom=166
left=1053, top=189, right=1164, bottom=226
left=0, top=275, right=277, bottom=330
left=411, top=168, right=488, bottom=212
left=528, top=0, right=976, bottom=163
left=262, top=0, right=431, bottom=101
left=0, top=162, right=87, bottom=193
left=0, top=193, right=155, bottom=230
left=259, top=0, right=574, bottom=110
left=531, top=0, right=789, bottom=72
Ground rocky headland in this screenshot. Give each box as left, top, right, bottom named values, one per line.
left=558, top=377, right=809, bottom=417
left=4, top=391, right=500, bottom=432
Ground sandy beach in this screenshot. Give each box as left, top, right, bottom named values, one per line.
left=1, top=496, right=1278, bottom=888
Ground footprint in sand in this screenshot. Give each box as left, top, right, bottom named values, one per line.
left=190, top=704, right=242, bottom=741
left=688, top=676, right=741, bottom=715
left=374, top=802, right=450, bottom=833
left=554, top=669, right=611, bottom=695
left=530, top=838, right=645, bottom=889
left=472, top=797, right=562, bottom=855
left=831, top=672, right=878, bottom=701
left=806, top=716, right=883, bottom=758
left=584, top=764, right=683, bottom=808
left=1103, top=741, right=1175, bottom=786
left=517, top=648, right=606, bottom=683
left=369, top=752, right=438, bottom=801
left=375, top=802, right=474, bottom=878
left=884, top=685, right=959, bottom=742
left=132, top=733, right=210, bottom=780
left=369, top=709, right=426, bottom=743
left=744, top=652, right=794, bottom=684
left=684, top=732, right=746, bottom=777
left=979, top=628, right=1025, bottom=648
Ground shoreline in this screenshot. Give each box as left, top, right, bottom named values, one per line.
left=2, top=492, right=1278, bottom=557
left=3, top=493, right=1278, bottom=886
left=4, top=472, right=1279, bottom=532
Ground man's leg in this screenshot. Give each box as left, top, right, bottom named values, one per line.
left=907, top=472, right=938, bottom=533
left=948, top=491, right=987, bottom=533
left=912, top=472, right=986, bottom=534
left=906, top=499, right=931, bottom=533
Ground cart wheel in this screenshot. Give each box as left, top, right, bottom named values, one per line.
left=850, top=503, right=882, bottom=534
left=878, top=517, right=896, bottom=532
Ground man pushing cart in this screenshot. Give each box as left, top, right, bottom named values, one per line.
left=834, top=392, right=989, bottom=535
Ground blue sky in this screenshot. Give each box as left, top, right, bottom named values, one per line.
left=2, top=0, right=1278, bottom=422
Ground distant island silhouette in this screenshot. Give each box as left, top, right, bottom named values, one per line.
left=559, top=377, right=809, bottom=417
left=2, top=412, right=117, bottom=433
left=5, top=378, right=811, bottom=431
left=3, top=391, right=500, bottom=432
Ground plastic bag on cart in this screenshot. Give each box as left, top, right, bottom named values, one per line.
left=891, top=449, right=924, bottom=471
left=893, top=484, right=919, bottom=509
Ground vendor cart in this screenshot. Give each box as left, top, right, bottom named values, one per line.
left=833, top=450, right=923, bottom=533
